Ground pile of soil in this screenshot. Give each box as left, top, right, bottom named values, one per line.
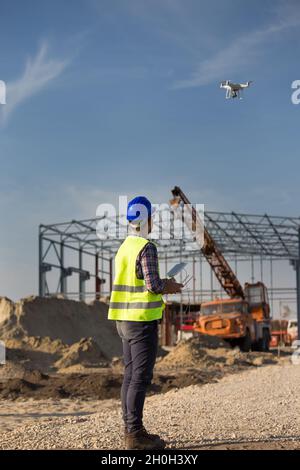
left=0, top=297, right=282, bottom=401
left=3, top=337, right=110, bottom=374
left=0, top=365, right=228, bottom=400
left=0, top=361, right=40, bottom=381
left=0, top=370, right=123, bottom=400
left=0, top=354, right=279, bottom=401
left=54, top=338, right=108, bottom=369
left=0, top=296, right=122, bottom=359
left=15, top=336, right=66, bottom=354
left=157, top=336, right=278, bottom=370
left=0, top=335, right=281, bottom=401
left=4, top=337, right=66, bottom=371
left=0, top=296, right=123, bottom=374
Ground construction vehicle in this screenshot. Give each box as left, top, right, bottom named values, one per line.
left=170, top=186, right=271, bottom=352
left=270, top=319, right=290, bottom=347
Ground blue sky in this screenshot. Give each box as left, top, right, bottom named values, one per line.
left=0, top=0, right=300, bottom=300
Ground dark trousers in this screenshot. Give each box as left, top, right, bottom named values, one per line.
left=116, top=320, right=158, bottom=433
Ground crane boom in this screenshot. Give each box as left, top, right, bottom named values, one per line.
left=170, top=186, right=244, bottom=299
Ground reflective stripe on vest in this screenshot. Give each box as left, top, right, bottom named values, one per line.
left=112, top=284, right=148, bottom=293
left=108, top=235, right=164, bottom=322
left=109, top=301, right=164, bottom=310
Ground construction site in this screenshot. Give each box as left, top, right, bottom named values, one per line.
left=0, top=186, right=299, bottom=450
left=1, top=0, right=300, bottom=456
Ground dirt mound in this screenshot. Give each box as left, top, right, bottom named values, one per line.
left=4, top=336, right=110, bottom=373
left=0, top=361, right=29, bottom=381
left=0, top=370, right=123, bottom=400
left=157, top=335, right=229, bottom=369
left=55, top=338, right=108, bottom=369
left=0, top=350, right=280, bottom=401
left=0, top=298, right=15, bottom=323
left=222, top=350, right=278, bottom=367
left=0, top=360, right=48, bottom=382
left=157, top=338, right=214, bottom=369
left=157, top=336, right=277, bottom=370
left=4, top=336, right=67, bottom=372
left=5, top=336, right=66, bottom=355
left=0, top=296, right=122, bottom=359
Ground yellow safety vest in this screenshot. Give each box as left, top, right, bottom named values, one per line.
left=108, top=236, right=164, bottom=321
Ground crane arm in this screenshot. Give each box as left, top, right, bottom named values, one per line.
left=170, top=186, right=244, bottom=299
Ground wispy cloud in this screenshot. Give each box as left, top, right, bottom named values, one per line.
left=0, top=41, right=70, bottom=125
left=173, top=3, right=300, bottom=89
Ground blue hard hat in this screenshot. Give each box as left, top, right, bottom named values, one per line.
left=127, top=196, right=154, bottom=222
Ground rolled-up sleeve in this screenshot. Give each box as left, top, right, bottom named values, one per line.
left=136, top=242, right=166, bottom=294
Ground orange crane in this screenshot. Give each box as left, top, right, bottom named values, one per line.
left=170, top=186, right=271, bottom=352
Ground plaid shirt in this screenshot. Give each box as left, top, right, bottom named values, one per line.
left=136, top=242, right=166, bottom=294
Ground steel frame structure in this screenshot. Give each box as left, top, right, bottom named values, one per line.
left=39, top=210, right=300, bottom=335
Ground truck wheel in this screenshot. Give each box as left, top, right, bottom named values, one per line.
left=227, top=339, right=237, bottom=349
left=239, top=330, right=251, bottom=352
left=257, top=329, right=270, bottom=352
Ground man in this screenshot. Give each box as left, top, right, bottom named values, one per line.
left=108, top=196, right=183, bottom=450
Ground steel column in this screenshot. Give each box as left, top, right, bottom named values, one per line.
left=192, top=256, right=196, bottom=304
left=38, top=228, right=45, bottom=297
left=95, top=253, right=100, bottom=300
left=297, top=228, right=300, bottom=340
left=60, top=241, right=67, bottom=295
left=79, top=248, right=84, bottom=301
left=109, top=257, right=113, bottom=294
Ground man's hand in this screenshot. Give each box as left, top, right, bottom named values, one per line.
left=162, top=278, right=183, bottom=294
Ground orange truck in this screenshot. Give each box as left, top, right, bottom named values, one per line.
left=195, top=283, right=271, bottom=351
left=170, top=187, right=271, bottom=352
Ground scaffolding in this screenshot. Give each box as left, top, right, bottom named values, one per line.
left=39, top=210, right=300, bottom=333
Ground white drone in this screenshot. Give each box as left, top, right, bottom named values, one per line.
left=220, top=80, right=253, bottom=99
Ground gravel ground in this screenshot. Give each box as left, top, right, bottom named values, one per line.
left=0, top=362, right=299, bottom=450
left=0, top=398, right=111, bottom=434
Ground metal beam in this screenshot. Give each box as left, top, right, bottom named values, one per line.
left=39, top=208, right=300, bottom=300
